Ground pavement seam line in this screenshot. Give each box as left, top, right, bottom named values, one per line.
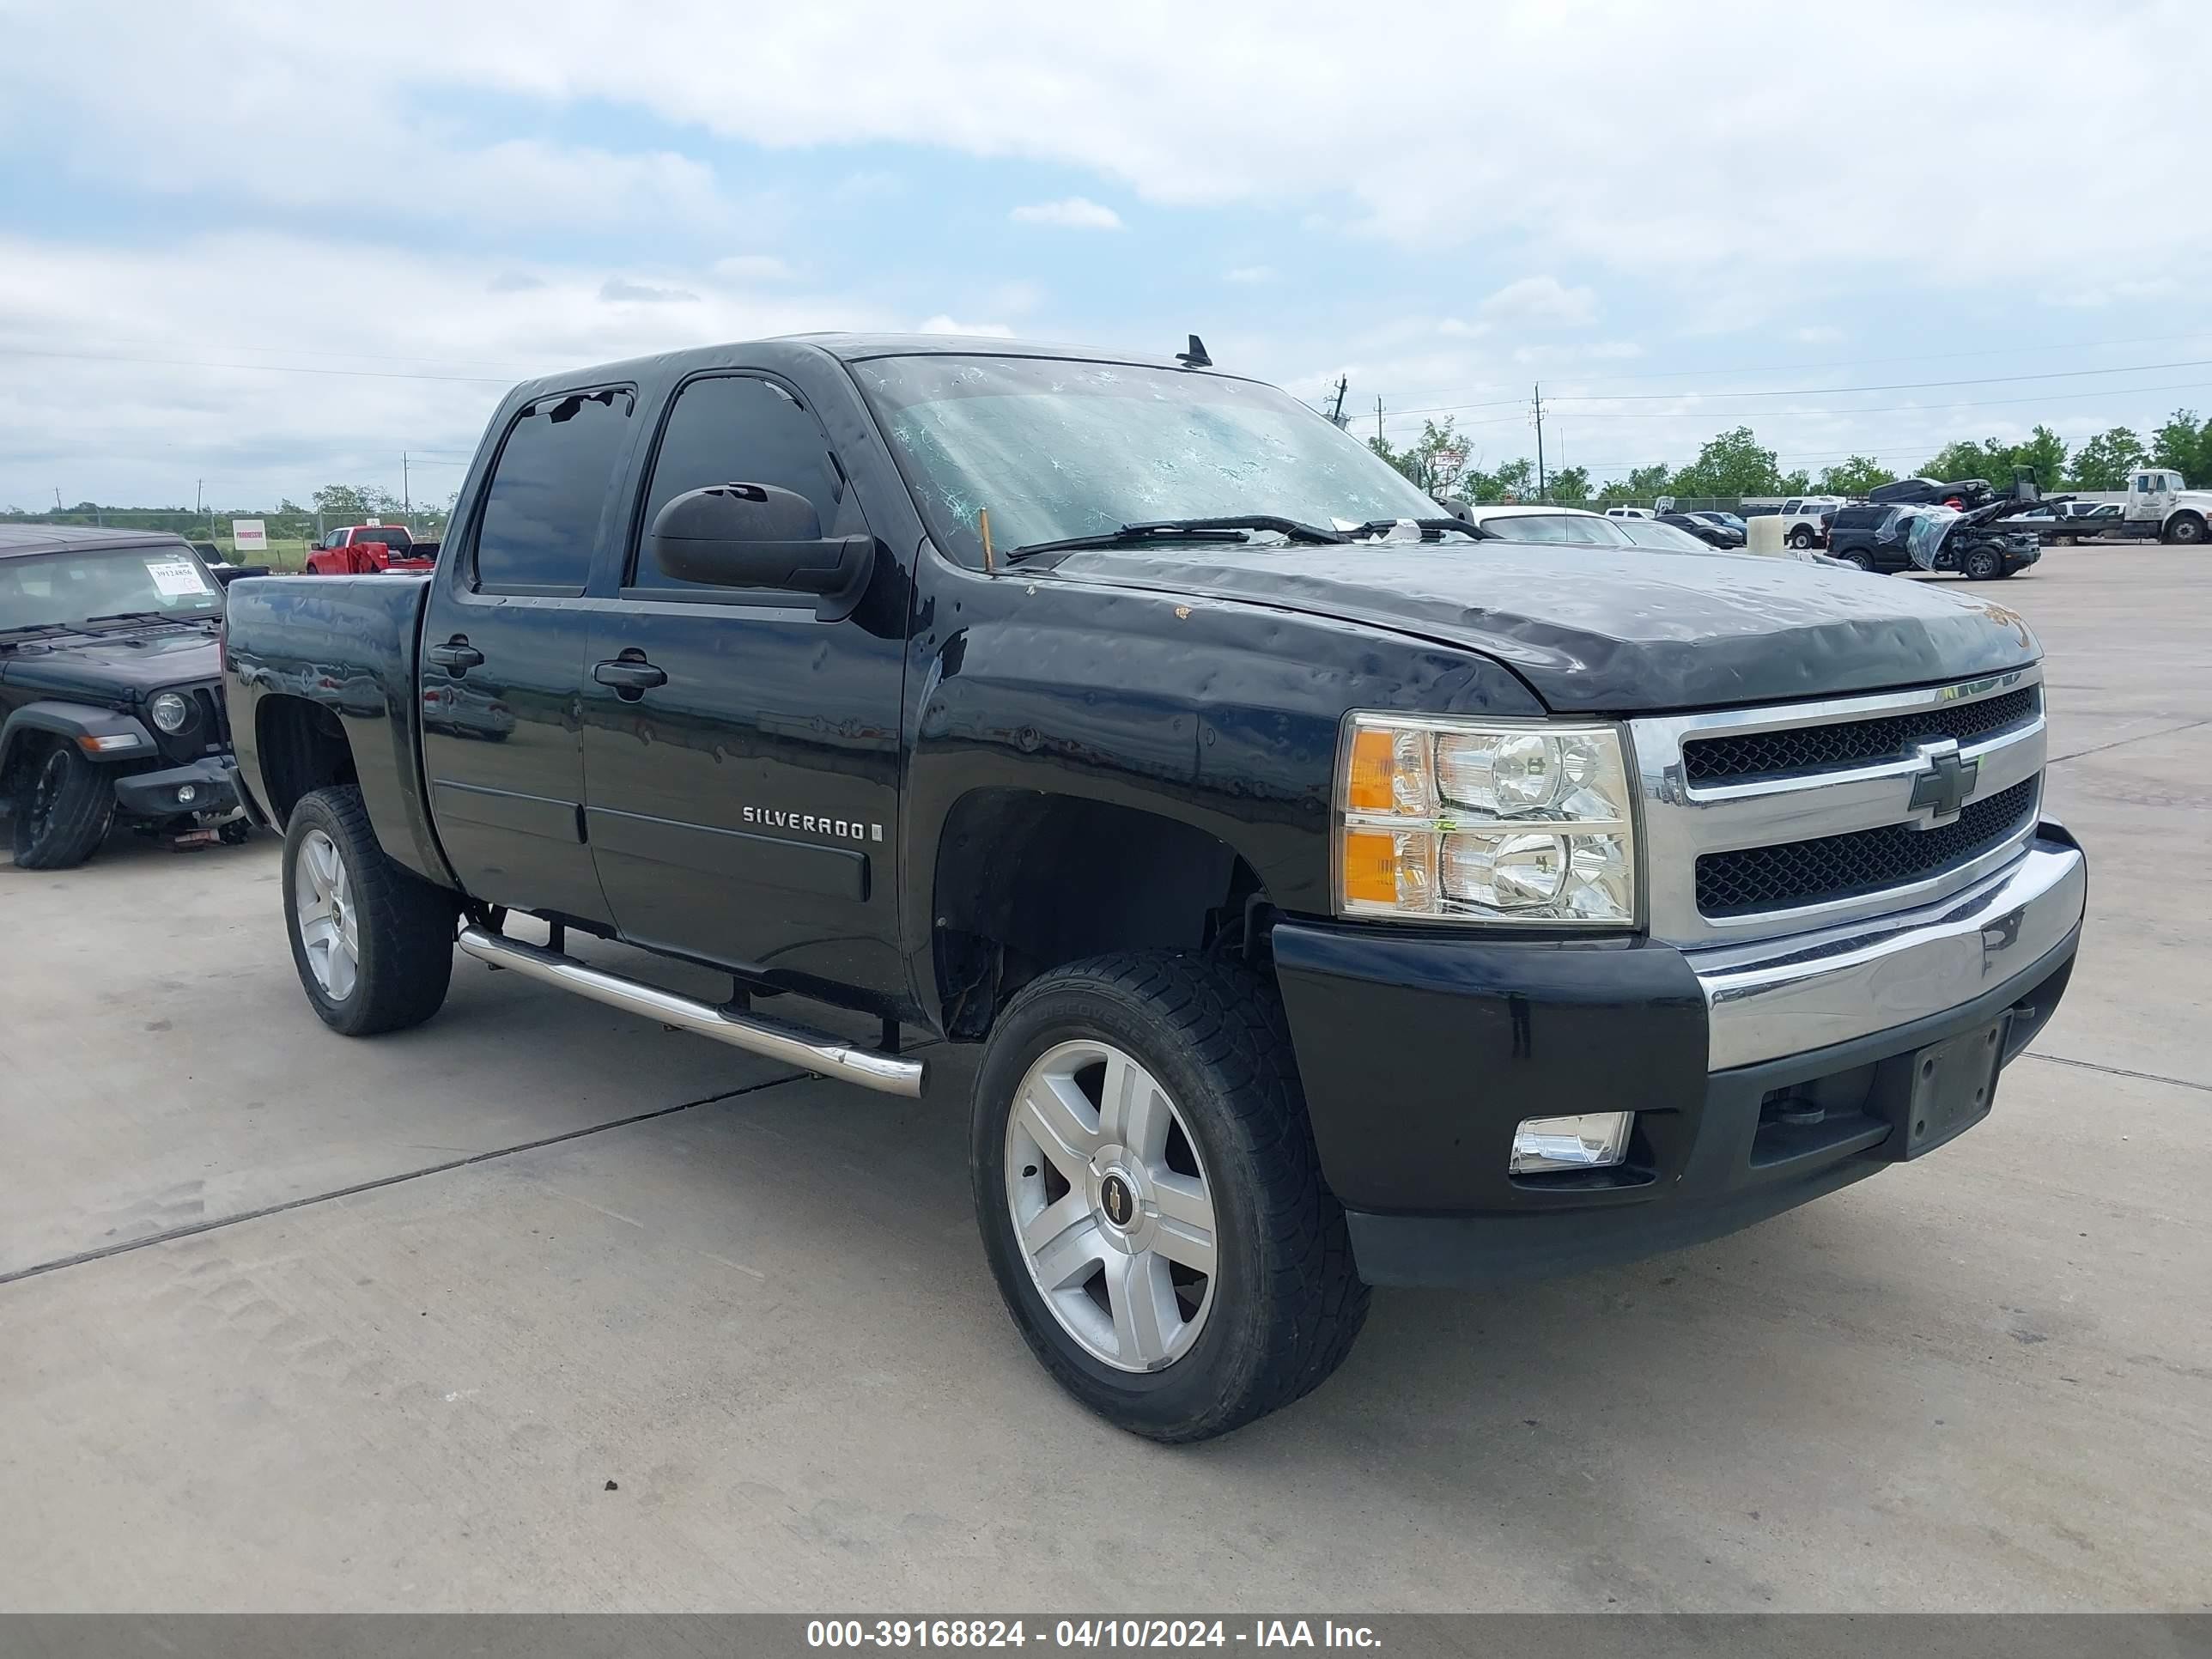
left=2023, top=1050, right=2212, bottom=1096
left=2045, top=715, right=2212, bottom=767
left=0, top=1071, right=806, bottom=1291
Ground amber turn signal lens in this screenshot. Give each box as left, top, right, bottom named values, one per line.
left=1345, top=727, right=1395, bottom=813
left=1340, top=828, right=1400, bottom=907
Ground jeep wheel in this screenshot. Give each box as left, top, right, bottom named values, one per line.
left=10, top=744, right=114, bottom=870
left=2170, top=514, right=2207, bottom=546
left=972, top=952, right=1368, bottom=1442
left=1962, top=546, right=2002, bottom=581
left=283, top=785, right=457, bottom=1036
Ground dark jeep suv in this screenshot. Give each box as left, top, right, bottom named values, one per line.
left=1, top=525, right=244, bottom=867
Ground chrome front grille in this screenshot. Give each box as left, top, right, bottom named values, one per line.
left=1629, top=667, right=2046, bottom=947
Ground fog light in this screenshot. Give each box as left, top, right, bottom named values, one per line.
left=175, top=783, right=198, bottom=805
left=1510, top=1112, right=1633, bottom=1174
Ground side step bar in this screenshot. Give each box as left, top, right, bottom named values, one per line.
left=456, top=924, right=925, bottom=1098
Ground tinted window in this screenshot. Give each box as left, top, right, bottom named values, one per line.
left=633, top=375, right=851, bottom=588
left=474, top=388, right=634, bottom=590
left=1482, top=514, right=1627, bottom=544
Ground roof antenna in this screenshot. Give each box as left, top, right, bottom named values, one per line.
left=1176, top=334, right=1212, bottom=368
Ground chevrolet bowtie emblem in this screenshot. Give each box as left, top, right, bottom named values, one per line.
left=1908, top=739, right=1978, bottom=823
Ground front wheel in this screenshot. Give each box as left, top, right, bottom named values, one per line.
left=971, top=952, right=1368, bottom=1442
left=9, top=744, right=114, bottom=869
left=2169, top=514, right=2207, bottom=546
left=283, top=786, right=457, bottom=1036
left=1962, top=546, right=2002, bottom=581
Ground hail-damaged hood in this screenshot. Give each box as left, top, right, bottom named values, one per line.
left=1049, top=540, right=2040, bottom=714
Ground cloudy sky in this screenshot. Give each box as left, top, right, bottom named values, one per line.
left=3, top=0, right=2209, bottom=509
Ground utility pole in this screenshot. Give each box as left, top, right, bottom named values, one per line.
left=1327, top=375, right=1349, bottom=429
left=1375, top=396, right=1385, bottom=443
left=402, top=452, right=411, bottom=518
left=1533, top=383, right=1548, bottom=501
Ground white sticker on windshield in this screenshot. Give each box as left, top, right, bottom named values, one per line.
left=146, top=558, right=211, bottom=598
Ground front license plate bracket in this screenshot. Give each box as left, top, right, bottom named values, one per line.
left=1895, top=1018, right=2006, bottom=1159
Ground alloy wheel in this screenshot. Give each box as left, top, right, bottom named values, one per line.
left=294, top=829, right=360, bottom=1000
left=1004, top=1038, right=1218, bottom=1373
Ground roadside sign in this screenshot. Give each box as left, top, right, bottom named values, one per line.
left=231, top=519, right=268, bottom=554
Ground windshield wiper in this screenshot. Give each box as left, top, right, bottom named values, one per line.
left=80, top=610, right=215, bottom=629
left=0, top=621, right=78, bottom=647
left=1004, top=514, right=1348, bottom=564
left=1340, top=517, right=1497, bottom=541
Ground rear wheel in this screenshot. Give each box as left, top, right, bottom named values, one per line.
left=1836, top=550, right=1875, bottom=572
left=972, top=951, right=1368, bottom=1442
left=1790, top=526, right=1816, bottom=550
left=283, top=785, right=457, bottom=1036
left=9, top=744, right=114, bottom=870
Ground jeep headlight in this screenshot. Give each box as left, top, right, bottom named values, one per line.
left=149, top=691, right=193, bottom=734
left=1335, top=714, right=1638, bottom=926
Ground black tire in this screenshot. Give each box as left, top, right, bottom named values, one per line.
left=282, top=785, right=457, bottom=1036
left=971, top=951, right=1369, bottom=1442
left=2169, top=514, right=2207, bottom=546
left=9, top=743, right=115, bottom=869
left=1837, top=550, right=1875, bottom=572
left=1962, top=546, right=2002, bottom=581
left=1790, top=527, right=1815, bottom=550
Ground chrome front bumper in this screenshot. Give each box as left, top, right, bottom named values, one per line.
left=1689, top=830, right=2087, bottom=1070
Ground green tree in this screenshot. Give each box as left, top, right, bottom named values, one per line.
left=2069, top=427, right=2148, bottom=489
left=1668, top=427, right=1791, bottom=499
left=2150, top=409, right=2212, bottom=483
left=2013, top=424, right=2069, bottom=493
left=1820, top=455, right=1896, bottom=495
left=1547, top=465, right=1591, bottom=506
left=1369, top=418, right=1481, bottom=495
left=1921, top=438, right=2010, bottom=484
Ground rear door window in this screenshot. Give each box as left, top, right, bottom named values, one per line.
left=473, top=387, right=635, bottom=592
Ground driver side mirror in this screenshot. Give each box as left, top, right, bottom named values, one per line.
left=647, top=483, right=875, bottom=619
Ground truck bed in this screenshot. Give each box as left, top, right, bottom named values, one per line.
left=221, top=573, right=449, bottom=884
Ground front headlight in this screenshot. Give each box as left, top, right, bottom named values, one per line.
left=1334, top=714, right=1638, bottom=926
left=149, top=691, right=193, bottom=734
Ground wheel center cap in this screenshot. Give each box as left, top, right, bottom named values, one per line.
left=1098, top=1172, right=1137, bottom=1231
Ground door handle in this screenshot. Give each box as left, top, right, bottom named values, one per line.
left=594, top=656, right=668, bottom=696
left=427, top=638, right=484, bottom=673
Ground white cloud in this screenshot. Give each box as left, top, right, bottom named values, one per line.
left=1511, top=341, right=1643, bottom=365
left=1794, top=325, right=1844, bottom=343
left=715, top=254, right=797, bottom=282
left=599, top=278, right=701, bottom=304
left=917, top=315, right=1016, bottom=337
left=1224, top=265, right=1276, bottom=284
left=1480, top=276, right=1598, bottom=328
left=2045, top=277, right=2184, bottom=309
left=1437, top=318, right=1489, bottom=338
left=1009, top=197, right=1125, bottom=230
left=0, top=234, right=895, bottom=507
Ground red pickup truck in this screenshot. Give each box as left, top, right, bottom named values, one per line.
left=303, top=524, right=436, bottom=575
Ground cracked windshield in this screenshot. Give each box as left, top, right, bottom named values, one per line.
left=856, top=354, right=1445, bottom=558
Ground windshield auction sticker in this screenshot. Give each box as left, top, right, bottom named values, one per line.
left=145, top=558, right=212, bottom=598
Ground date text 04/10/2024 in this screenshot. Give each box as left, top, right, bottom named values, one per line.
left=804, top=1620, right=1382, bottom=1649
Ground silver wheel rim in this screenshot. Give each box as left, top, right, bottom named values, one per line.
left=294, top=830, right=360, bottom=1000
left=1005, top=1039, right=1218, bottom=1373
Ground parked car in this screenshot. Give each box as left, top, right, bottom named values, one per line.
left=1657, top=510, right=1741, bottom=548
left=1464, top=505, right=1821, bottom=562
left=221, top=334, right=2087, bottom=1442
left=1778, top=495, right=1846, bottom=550
left=2008, top=502, right=2124, bottom=545
left=305, top=523, right=436, bottom=575
left=1603, top=506, right=1653, bottom=520
left=1689, top=510, right=1747, bottom=538
left=1, top=525, right=246, bottom=866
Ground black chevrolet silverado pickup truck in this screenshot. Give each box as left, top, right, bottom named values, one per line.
left=221, top=335, right=2088, bottom=1440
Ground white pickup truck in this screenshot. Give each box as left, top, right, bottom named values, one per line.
left=2118, top=469, right=2210, bottom=544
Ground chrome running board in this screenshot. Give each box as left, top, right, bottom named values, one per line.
left=456, top=924, right=925, bottom=1098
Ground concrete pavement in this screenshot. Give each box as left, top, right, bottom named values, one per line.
left=2, top=544, right=2206, bottom=1611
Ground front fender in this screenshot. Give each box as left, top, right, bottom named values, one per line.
left=0, top=702, right=158, bottom=775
